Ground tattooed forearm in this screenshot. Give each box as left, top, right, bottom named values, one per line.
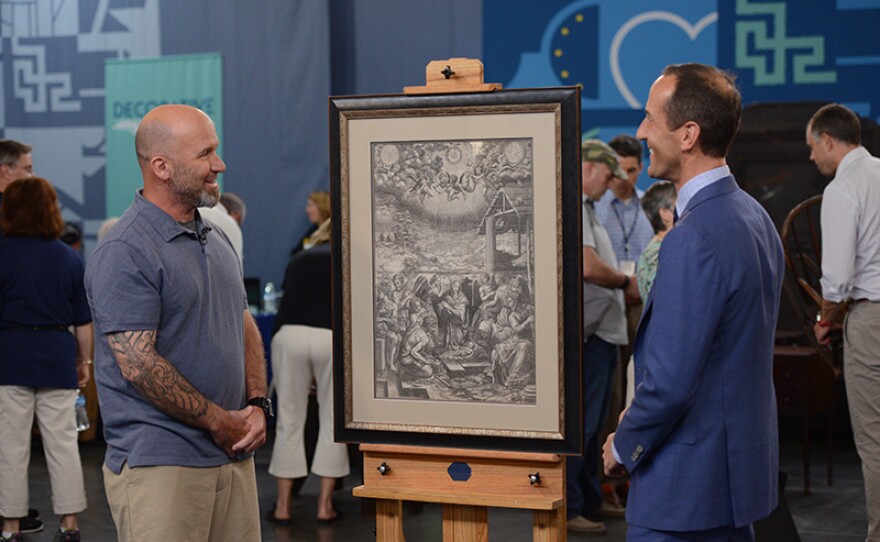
left=106, top=330, right=212, bottom=427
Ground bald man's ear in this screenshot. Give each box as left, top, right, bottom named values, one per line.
left=680, top=121, right=700, bottom=153
left=149, top=155, right=173, bottom=181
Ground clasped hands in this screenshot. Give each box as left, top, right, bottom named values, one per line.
left=210, top=405, right=267, bottom=458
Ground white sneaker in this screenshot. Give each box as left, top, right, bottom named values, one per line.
left=567, top=515, right=607, bottom=535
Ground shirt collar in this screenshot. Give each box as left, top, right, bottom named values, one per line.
left=675, top=165, right=730, bottom=217
left=837, top=146, right=871, bottom=175
left=133, top=189, right=200, bottom=243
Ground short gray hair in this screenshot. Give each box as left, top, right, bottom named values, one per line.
left=641, top=181, right=676, bottom=234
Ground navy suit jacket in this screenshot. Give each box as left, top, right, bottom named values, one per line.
left=614, top=175, right=784, bottom=531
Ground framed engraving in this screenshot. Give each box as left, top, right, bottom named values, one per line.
left=330, top=87, right=583, bottom=454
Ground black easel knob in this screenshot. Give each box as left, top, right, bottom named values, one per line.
left=529, top=472, right=541, bottom=485
left=441, top=66, right=455, bottom=79
left=377, top=462, right=391, bottom=475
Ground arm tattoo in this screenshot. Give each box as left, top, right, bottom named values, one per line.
left=106, top=330, right=212, bottom=427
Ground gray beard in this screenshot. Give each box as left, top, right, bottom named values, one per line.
left=198, top=189, right=220, bottom=208
left=171, top=179, right=219, bottom=209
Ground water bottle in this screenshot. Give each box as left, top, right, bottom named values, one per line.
left=262, top=281, right=277, bottom=313
left=75, top=389, right=90, bottom=432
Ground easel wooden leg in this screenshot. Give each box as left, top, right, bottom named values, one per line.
left=442, top=504, right=489, bottom=541
left=375, top=498, right=406, bottom=542
left=532, top=507, right=565, bottom=542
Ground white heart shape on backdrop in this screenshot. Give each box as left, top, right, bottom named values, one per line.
left=610, top=11, right=718, bottom=109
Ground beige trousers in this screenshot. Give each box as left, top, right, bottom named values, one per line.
left=103, top=457, right=259, bottom=542
left=269, top=325, right=350, bottom=479
left=0, top=386, right=87, bottom=518
left=844, top=301, right=880, bottom=542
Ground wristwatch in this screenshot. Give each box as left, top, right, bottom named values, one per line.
left=247, top=396, right=274, bottom=419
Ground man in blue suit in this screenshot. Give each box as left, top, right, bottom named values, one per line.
left=601, top=63, right=784, bottom=541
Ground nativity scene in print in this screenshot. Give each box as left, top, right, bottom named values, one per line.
left=371, top=138, right=538, bottom=405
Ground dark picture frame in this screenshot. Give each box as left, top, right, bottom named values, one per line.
left=329, top=87, right=583, bottom=454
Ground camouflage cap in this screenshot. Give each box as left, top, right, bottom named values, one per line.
left=581, top=139, right=627, bottom=180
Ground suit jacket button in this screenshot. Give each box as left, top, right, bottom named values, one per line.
left=631, top=452, right=638, bottom=461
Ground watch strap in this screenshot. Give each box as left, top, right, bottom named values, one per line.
left=247, top=396, right=273, bottom=418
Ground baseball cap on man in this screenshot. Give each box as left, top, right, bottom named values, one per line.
left=581, top=139, right=627, bottom=180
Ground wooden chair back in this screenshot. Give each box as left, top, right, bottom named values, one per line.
left=779, top=194, right=842, bottom=375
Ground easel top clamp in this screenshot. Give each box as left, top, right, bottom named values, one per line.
left=403, top=57, right=502, bottom=95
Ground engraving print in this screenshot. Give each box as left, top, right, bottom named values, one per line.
left=371, top=139, right=537, bottom=405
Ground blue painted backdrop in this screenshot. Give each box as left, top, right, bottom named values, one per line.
left=484, top=0, right=880, bottom=189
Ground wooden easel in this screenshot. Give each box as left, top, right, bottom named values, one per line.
left=354, top=444, right=565, bottom=542
left=353, top=59, right=566, bottom=542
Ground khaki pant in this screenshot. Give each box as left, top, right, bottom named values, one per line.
left=844, top=301, right=880, bottom=541
left=0, top=386, right=87, bottom=518
left=103, top=458, right=260, bottom=542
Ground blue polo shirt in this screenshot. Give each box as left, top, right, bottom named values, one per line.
left=85, top=190, right=247, bottom=474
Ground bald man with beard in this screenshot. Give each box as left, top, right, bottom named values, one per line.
left=85, top=105, right=269, bottom=541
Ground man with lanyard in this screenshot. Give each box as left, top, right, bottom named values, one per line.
left=596, top=134, right=654, bottom=282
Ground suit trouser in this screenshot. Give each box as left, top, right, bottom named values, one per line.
left=103, top=458, right=259, bottom=542
left=566, top=334, right=618, bottom=518
left=269, top=324, right=350, bottom=479
left=843, top=301, right=880, bottom=541
left=0, top=386, right=87, bottom=518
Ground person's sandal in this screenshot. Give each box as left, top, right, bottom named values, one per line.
left=264, top=509, right=291, bottom=526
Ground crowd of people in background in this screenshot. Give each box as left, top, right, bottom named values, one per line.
left=1, top=62, right=879, bottom=542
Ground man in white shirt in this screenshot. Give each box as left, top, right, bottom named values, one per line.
left=808, top=103, right=880, bottom=541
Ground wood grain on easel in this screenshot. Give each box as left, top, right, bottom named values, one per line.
left=358, top=445, right=563, bottom=508
left=442, top=505, right=489, bottom=542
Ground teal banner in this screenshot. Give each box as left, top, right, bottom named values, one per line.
left=105, top=53, right=223, bottom=216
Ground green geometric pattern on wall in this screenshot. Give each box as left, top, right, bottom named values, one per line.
left=735, top=0, right=836, bottom=86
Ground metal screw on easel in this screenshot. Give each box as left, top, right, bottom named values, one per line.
left=377, top=462, right=391, bottom=475
left=441, top=66, right=455, bottom=79
left=529, top=472, right=541, bottom=485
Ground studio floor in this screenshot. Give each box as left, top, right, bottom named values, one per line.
left=17, top=430, right=867, bottom=541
